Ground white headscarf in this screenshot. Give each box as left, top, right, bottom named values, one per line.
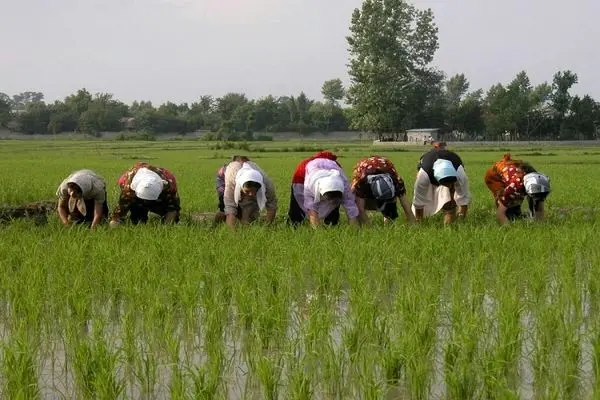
left=66, top=170, right=95, bottom=216
left=68, top=196, right=87, bottom=216
left=234, top=163, right=266, bottom=210
left=67, top=171, right=93, bottom=195
left=524, top=172, right=550, bottom=195
left=307, top=169, right=344, bottom=203
left=130, top=168, right=166, bottom=200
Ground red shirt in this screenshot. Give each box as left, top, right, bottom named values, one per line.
left=484, top=154, right=536, bottom=207
left=111, top=162, right=180, bottom=221
left=291, top=151, right=340, bottom=184
left=351, top=156, right=406, bottom=198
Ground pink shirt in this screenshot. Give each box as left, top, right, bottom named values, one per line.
left=301, top=158, right=359, bottom=219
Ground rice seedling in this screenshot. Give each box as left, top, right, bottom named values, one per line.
left=0, top=140, right=599, bottom=398
left=1, top=325, right=41, bottom=400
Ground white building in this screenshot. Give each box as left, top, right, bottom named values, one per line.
left=406, top=128, right=440, bottom=143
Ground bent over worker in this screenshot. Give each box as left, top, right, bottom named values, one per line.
left=412, top=148, right=471, bottom=225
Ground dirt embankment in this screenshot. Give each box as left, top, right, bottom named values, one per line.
left=0, top=201, right=56, bottom=224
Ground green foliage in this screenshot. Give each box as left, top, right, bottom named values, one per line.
left=0, top=141, right=599, bottom=397
left=17, top=101, right=51, bottom=134
left=0, top=92, right=11, bottom=128
left=346, top=0, right=441, bottom=136
left=2, top=70, right=598, bottom=140
left=115, top=131, right=156, bottom=141
left=562, top=95, right=600, bottom=139
left=321, top=78, right=345, bottom=104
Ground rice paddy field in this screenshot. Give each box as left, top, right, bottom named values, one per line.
left=0, top=139, right=599, bottom=399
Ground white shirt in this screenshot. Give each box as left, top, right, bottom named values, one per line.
left=412, top=165, right=471, bottom=216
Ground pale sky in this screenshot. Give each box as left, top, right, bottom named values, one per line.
left=1, top=0, right=599, bottom=104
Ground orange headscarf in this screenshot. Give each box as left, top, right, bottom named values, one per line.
left=484, top=153, right=526, bottom=206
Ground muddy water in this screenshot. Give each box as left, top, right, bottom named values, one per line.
left=0, top=291, right=595, bottom=399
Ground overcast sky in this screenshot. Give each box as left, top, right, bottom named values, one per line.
left=1, top=0, right=599, bottom=104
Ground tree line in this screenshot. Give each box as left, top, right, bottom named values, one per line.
left=1, top=0, right=599, bottom=141
left=0, top=82, right=350, bottom=140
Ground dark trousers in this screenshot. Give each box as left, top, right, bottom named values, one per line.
left=505, top=197, right=539, bottom=221
left=70, top=199, right=109, bottom=225
left=287, top=185, right=340, bottom=226
left=129, top=201, right=180, bottom=224
left=216, top=194, right=245, bottom=219
left=364, top=198, right=399, bottom=220
left=218, top=194, right=225, bottom=213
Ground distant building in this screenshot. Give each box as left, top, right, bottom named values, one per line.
left=119, top=117, right=136, bottom=131
left=406, top=128, right=440, bottom=144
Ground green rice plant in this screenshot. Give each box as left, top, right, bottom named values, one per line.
left=590, top=311, right=600, bottom=397
left=397, top=285, right=439, bottom=399
left=300, top=290, right=337, bottom=360
left=166, top=331, right=188, bottom=399
left=68, top=319, right=125, bottom=400
left=530, top=255, right=583, bottom=399
left=476, top=261, right=524, bottom=398
left=121, top=312, right=158, bottom=399
left=287, top=365, right=312, bottom=400
left=381, top=343, right=403, bottom=390
left=251, top=354, right=284, bottom=400
left=169, top=363, right=187, bottom=400
left=186, top=350, right=224, bottom=399
left=588, top=247, right=600, bottom=398
left=1, top=141, right=599, bottom=397
left=320, top=338, right=347, bottom=399
left=285, top=343, right=313, bottom=400
left=443, top=257, right=487, bottom=400
left=1, top=326, right=40, bottom=400
left=552, top=257, right=586, bottom=399
left=133, top=345, right=158, bottom=400
left=340, top=253, right=398, bottom=396
left=355, top=354, right=384, bottom=400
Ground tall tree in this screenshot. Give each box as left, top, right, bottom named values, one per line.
left=483, top=83, right=510, bottom=138
left=291, top=92, right=314, bottom=134
left=458, top=90, right=485, bottom=137
left=0, top=93, right=11, bottom=128
left=187, top=96, right=216, bottom=131
left=12, top=91, right=44, bottom=110
left=48, top=100, right=78, bottom=134
left=564, top=95, right=598, bottom=139
left=550, top=70, right=578, bottom=138
left=411, top=69, right=446, bottom=129
left=346, top=0, right=439, bottom=139
left=131, top=100, right=154, bottom=114
left=444, top=73, right=470, bottom=132
left=17, top=101, right=51, bottom=134
left=64, top=88, right=93, bottom=119
left=252, top=95, right=280, bottom=132
left=0, top=92, right=11, bottom=104
left=321, top=79, right=346, bottom=131
left=321, top=79, right=345, bottom=105
left=524, top=82, right=553, bottom=139
left=504, top=71, right=533, bottom=136
left=78, top=93, right=129, bottom=134
left=216, top=93, right=248, bottom=122
left=445, top=73, right=469, bottom=105
left=157, top=101, right=182, bottom=117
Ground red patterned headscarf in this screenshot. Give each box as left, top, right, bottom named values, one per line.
left=498, top=154, right=526, bottom=205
